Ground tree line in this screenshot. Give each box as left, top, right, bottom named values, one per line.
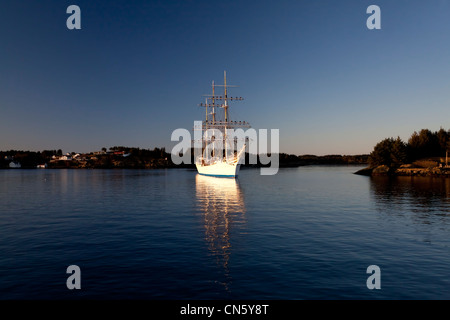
left=369, top=128, right=449, bottom=167
left=0, top=147, right=171, bottom=169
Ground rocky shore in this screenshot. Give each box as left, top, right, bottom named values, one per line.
left=355, top=164, right=450, bottom=177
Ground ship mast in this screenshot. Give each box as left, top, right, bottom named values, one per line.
left=212, top=80, right=216, bottom=158
left=199, top=71, right=245, bottom=129
left=212, top=80, right=216, bottom=124
left=223, top=71, right=228, bottom=161
left=198, top=71, right=250, bottom=163
left=224, top=71, right=228, bottom=123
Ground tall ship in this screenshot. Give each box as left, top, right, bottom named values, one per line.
left=195, top=71, right=250, bottom=178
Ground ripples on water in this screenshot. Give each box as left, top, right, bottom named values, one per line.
left=0, top=167, right=449, bottom=299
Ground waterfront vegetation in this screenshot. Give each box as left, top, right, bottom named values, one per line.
left=357, top=128, right=450, bottom=176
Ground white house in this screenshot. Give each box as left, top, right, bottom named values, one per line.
left=9, top=162, right=21, bottom=168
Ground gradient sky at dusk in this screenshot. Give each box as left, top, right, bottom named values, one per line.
left=1, top=0, right=450, bottom=155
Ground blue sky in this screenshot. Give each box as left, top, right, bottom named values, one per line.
left=1, top=0, right=449, bottom=155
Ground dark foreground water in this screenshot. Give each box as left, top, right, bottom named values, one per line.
left=0, top=166, right=449, bottom=299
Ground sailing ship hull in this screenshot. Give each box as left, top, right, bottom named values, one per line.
left=196, top=162, right=241, bottom=177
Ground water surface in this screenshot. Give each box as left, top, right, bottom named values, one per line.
left=0, top=166, right=449, bottom=299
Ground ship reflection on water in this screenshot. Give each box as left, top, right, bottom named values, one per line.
left=195, top=174, right=246, bottom=293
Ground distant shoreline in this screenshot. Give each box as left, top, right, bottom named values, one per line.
left=0, top=164, right=368, bottom=171
left=0, top=163, right=368, bottom=170
left=0, top=149, right=369, bottom=170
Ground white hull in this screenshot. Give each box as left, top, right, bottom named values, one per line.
left=196, top=161, right=241, bottom=177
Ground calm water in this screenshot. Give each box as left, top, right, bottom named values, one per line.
left=0, top=166, right=449, bottom=300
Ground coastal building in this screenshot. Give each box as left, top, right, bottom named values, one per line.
left=9, top=161, right=21, bottom=168
left=59, top=155, right=72, bottom=161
